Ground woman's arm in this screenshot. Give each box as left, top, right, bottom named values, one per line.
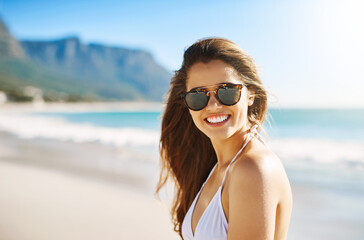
left=227, top=154, right=279, bottom=240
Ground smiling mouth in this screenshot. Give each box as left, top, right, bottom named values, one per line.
left=204, top=114, right=231, bottom=126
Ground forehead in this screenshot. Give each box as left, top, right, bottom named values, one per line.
left=186, top=59, right=241, bottom=91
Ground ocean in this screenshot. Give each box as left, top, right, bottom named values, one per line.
left=1, top=107, right=364, bottom=183
left=1, top=107, right=363, bottom=189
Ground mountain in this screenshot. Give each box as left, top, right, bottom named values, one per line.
left=21, top=37, right=172, bottom=101
left=0, top=17, right=172, bottom=102
left=0, top=17, right=25, bottom=59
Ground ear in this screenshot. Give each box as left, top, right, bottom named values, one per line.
left=247, top=88, right=255, bottom=106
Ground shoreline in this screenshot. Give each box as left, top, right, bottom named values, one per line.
left=0, top=131, right=159, bottom=194
left=0, top=131, right=179, bottom=239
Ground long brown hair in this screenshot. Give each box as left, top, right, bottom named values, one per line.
left=155, top=37, right=269, bottom=238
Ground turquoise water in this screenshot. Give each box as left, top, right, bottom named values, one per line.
left=35, top=108, right=364, bottom=142
left=267, top=108, right=364, bottom=141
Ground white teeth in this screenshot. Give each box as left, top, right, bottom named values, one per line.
left=206, top=115, right=229, bottom=123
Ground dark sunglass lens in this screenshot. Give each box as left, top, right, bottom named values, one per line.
left=185, top=91, right=208, bottom=110
left=217, top=85, right=241, bottom=105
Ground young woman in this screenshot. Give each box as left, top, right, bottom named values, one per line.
left=156, top=38, right=292, bottom=240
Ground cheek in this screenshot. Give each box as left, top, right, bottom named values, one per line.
left=189, top=111, right=205, bottom=130
left=231, top=102, right=248, bottom=123
left=189, top=111, right=200, bottom=124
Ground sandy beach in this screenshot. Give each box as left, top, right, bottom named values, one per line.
left=0, top=160, right=179, bottom=240
left=0, top=132, right=179, bottom=240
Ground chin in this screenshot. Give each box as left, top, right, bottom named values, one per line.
left=202, top=128, right=236, bottom=141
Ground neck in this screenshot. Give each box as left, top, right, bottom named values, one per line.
left=210, top=125, right=252, bottom=171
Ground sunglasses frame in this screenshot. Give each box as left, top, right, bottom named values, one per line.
left=181, top=83, right=244, bottom=111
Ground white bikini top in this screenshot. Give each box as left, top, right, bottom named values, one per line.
left=181, top=124, right=266, bottom=240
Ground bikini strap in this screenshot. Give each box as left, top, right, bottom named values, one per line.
left=220, top=124, right=263, bottom=186
left=201, top=163, right=218, bottom=187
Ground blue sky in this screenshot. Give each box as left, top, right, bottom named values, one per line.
left=1, top=0, right=364, bottom=108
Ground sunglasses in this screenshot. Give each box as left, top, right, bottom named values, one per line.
left=181, top=83, right=244, bottom=111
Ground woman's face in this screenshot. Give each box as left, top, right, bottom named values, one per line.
left=186, top=59, right=254, bottom=141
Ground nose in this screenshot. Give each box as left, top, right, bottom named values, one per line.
left=205, top=90, right=222, bottom=111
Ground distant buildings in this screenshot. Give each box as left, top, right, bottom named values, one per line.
left=0, top=91, right=7, bottom=104
left=23, top=86, right=44, bottom=104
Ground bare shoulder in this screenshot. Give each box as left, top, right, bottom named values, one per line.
left=228, top=146, right=292, bottom=205
left=225, top=146, right=292, bottom=239
left=230, top=147, right=281, bottom=180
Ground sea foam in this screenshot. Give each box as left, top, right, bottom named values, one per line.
left=268, top=138, right=364, bottom=166
left=1, top=112, right=363, bottom=171
left=0, top=112, right=159, bottom=147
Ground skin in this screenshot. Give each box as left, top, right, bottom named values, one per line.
left=186, top=59, right=292, bottom=240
